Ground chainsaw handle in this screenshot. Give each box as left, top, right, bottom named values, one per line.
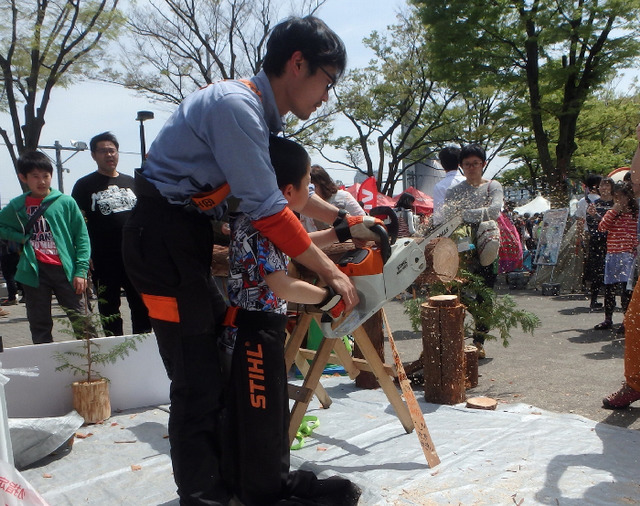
left=371, top=224, right=391, bottom=264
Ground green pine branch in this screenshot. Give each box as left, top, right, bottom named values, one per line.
left=53, top=289, right=149, bottom=383
left=403, top=269, right=541, bottom=347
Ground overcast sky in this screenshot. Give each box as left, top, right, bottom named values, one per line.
left=0, top=0, right=410, bottom=206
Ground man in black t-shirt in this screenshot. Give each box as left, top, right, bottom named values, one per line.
left=72, top=132, right=150, bottom=335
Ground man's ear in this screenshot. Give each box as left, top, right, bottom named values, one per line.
left=18, top=173, right=27, bottom=185
left=288, top=50, right=306, bottom=77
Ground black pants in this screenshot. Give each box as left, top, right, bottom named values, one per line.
left=92, top=254, right=151, bottom=336
left=222, top=310, right=290, bottom=506
left=0, top=251, right=19, bottom=300
left=586, top=235, right=607, bottom=303
left=122, top=175, right=230, bottom=505
left=23, top=263, right=89, bottom=344
left=604, top=282, right=631, bottom=322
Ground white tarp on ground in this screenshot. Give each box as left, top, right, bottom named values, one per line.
left=20, top=376, right=640, bottom=506
left=514, top=195, right=551, bottom=216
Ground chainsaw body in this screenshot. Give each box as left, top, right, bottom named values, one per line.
left=320, top=229, right=426, bottom=338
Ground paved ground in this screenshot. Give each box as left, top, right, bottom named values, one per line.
left=1, top=278, right=638, bottom=431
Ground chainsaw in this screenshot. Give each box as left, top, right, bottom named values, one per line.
left=319, top=224, right=426, bottom=338
left=319, top=214, right=464, bottom=338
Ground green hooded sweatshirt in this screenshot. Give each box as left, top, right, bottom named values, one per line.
left=0, top=189, right=90, bottom=288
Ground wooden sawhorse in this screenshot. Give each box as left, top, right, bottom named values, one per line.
left=285, top=312, right=414, bottom=445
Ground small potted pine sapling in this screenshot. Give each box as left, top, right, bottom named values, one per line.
left=53, top=293, right=148, bottom=424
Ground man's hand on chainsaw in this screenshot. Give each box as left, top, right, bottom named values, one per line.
left=334, top=215, right=386, bottom=243
left=315, top=286, right=346, bottom=319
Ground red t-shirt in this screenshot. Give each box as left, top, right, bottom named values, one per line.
left=25, top=196, right=62, bottom=266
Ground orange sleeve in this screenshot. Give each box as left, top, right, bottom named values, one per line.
left=252, top=207, right=312, bottom=258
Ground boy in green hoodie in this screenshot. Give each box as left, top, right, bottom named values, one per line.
left=0, top=151, right=91, bottom=344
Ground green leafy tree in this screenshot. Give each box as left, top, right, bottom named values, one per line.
left=498, top=86, right=640, bottom=192
left=305, top=12, right=522, bottom=196
left=413, top=0, right=640, bottom=206
left=305, top=13, right=463, bottom=196
left=0, top=0, right=124, bottom=181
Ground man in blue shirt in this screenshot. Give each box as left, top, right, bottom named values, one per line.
left=123, top=16, right=378, bottom=506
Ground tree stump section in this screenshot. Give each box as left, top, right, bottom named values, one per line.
left=422, top=295, right=465, bottom=404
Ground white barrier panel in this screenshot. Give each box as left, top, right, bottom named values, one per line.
left=0, top=334, right=170, bottom=418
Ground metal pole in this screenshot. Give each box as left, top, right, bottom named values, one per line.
left=138, top=121, right=146, bottom=167
left=54, top=140, right=64, bottom=193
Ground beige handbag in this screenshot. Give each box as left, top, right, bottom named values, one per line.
left=476, top=210, right=501, bottom=266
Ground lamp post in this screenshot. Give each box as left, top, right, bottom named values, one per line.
left=38, top=140, right=88, bottom=193
left=136, top=110, right=154, bottom=166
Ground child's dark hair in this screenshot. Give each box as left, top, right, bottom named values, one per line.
left=395, top=192, right=415, bottom=210
left=460, top=143, right=486, bottom=163
left=269, top=135, right=310, bottom=190
left=599, top=177, right=614, bottom=194
left=90, top=131, right=119, bottom=152
left=17, top=151, right=54, bottom=176
left=584, top=173, right=602, bottom=191
left=613, top=181, right=639, bottom=216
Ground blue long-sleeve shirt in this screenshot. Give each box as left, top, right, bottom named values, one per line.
left=141, top=70, right=288, bottom=222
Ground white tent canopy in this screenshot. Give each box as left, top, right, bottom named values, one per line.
left=514, top=194, right=551, bottom=215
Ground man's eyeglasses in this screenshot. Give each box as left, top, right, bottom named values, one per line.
left=462, top=161, right=484, bottom=169
left=318, top=66, right=337, bottom=91
left=95, top=148, right=118, bottom=155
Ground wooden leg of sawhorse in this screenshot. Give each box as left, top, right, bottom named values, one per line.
left=288, top=336, right=340, bottom=445
left=285, top=313, right=332, bottom=409
left=352, top=326, right=414, bottom=434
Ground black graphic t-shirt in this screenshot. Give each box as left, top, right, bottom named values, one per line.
left=72, top=172, right=137, bottom=257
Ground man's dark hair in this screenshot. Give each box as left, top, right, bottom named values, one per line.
left=17, top=151, right=54, bottom=176
left=584, top=173, right=602, bottom=191
left=310, top=164, right=339, bottom=199
left=269, top=135, right=310, bottom=189
left=438, top=146, right=461, bottom=172
left=90, top=131, right=119, bottom=152
left=263, top=16, right=347, bottom=79
left=460, top=143, right=486, bottom=163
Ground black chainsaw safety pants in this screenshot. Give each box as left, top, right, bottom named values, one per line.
left=122, top=172, right=231, bottom=505
left=221, top=309, right=290, bottom=506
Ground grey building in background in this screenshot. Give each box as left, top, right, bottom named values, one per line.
left=403, top=159, right=445, bottom=196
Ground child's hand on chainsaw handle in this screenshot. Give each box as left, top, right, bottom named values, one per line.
left=334, top=215, right=386, bottom=243
left=316, top=286, right=346, bottom=319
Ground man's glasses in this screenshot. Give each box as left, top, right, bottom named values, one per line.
left=318, top=66, right=337, bottom=91
left=461, top=161, right=484, bottom=169
left=95, top=148, right=118, bottom=155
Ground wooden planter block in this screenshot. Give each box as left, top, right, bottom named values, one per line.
left=72, top=378, right=111, bottom=424
left=421, top=295, right=465, bottom=405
